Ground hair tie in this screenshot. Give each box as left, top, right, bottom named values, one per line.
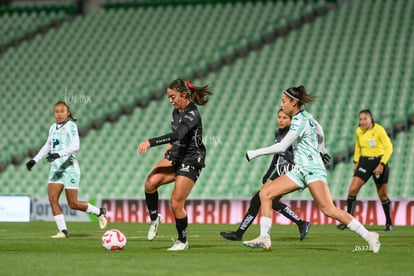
left=186, top=80, right=194, bottom=89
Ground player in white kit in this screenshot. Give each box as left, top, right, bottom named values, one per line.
left=26, top=101, right=107, bottom=238
left=243, top=86, right=381, bottom=253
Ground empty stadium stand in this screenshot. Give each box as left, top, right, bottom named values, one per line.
left=1, top=0, right=413, bottom=200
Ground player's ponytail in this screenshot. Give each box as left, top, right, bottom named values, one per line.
left=169, top=79, right=212, bottom=106
left=284, top=85, right=316, bottom=107
left=55, top=101, right=78, bottom=122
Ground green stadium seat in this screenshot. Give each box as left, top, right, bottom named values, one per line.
left=2, top=0, right=414, bottom=201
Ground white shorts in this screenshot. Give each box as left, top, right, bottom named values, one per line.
left=48, top=168, right=80, bottom=189
left=286, top=166, right=327, bottom=189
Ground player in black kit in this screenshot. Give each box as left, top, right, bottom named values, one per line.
left=220, top=109, right=311, bottom=241
left=137, top=79, right=212, bottom=251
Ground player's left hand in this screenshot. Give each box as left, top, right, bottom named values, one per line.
left=137, top=140, right=150, bottom=155
left=46, top=153, right=60, bottom=162
left=320, top=152, right=331, bottom=166
left=373, top=163, right=384, bottom=177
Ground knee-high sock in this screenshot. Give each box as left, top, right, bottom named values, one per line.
left=235, top=191, right=260, bottom=237
left=54, top=214, right=67, bottom=232
left=260, top=216, right=272, bottom=238
left=347, top=218, right=369, bottom=241
left=273, top=200, right=302, bottom=225
left=176, top=216, right=188, bottom=243
left=382, top=199, right=392, bottom=225
left=347, top=195, right=357, bottom=215
left=145, top=191, right=159, bottom=221
left=86, top=203, right=100, bottom=216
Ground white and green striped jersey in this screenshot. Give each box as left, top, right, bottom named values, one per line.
left=34, top=120, right=79, bottom=171
left=246, top=110, right=326, bottom=171
left=289, top=110, right=325, bottom=170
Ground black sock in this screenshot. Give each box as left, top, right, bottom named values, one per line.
left=236, top=214, right=255, bottom=237
left=347, top=195, right=357, bottom=215
left=176, top=216, right=188, bottom=243
left=98, top=208, right=105, bottom=217
left=62, top=229, right=69, bottom=237
left=273, top=200, right=302, bottom=225
left=145, top=191, right=159, bottom=221
left=235, top=191, right=260, bottom=237
left=382, top=199, right=392, bottom=225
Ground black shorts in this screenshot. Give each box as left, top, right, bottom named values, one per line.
left=268, top=170, right=280, bottom=181
left=265, top=164, right=292, bottom=182
left=354, top=156, right=389, bottom=184
left=172, top=162, right=202, bottom=183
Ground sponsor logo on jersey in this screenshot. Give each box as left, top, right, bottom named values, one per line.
left=180, top=165, right=190, bottom=173
left=52, top=139, right=60, bottom=149
left=184, top=114, right=194, bottom=121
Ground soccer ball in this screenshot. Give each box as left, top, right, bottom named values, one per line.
left=101, top=229, right=127, bottom=251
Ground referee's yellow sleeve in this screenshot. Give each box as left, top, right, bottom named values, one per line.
left=379, top=126, right=393, bottom=164
left=353, top=129, right=361, bottom=163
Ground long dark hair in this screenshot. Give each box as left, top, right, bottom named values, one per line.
left=168, top=79, right=212, bottom=106
left=284, top=85, right=316, bottom=107
left=55, top=101, right=77, bottom=121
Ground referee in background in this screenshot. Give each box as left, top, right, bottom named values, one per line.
left=337, top=109, right=393, bottom=231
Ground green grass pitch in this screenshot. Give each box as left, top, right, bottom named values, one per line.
left=0, top=222, right=413, bottom=276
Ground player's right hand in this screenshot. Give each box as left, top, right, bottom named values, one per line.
left=137, top=140, right=150, bottom=155
left=26, top=160, right=36, bottom=171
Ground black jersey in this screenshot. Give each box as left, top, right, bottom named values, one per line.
left=261, top=127, right=294, bottom=183
left=168, top=102, right=206, bottom=168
